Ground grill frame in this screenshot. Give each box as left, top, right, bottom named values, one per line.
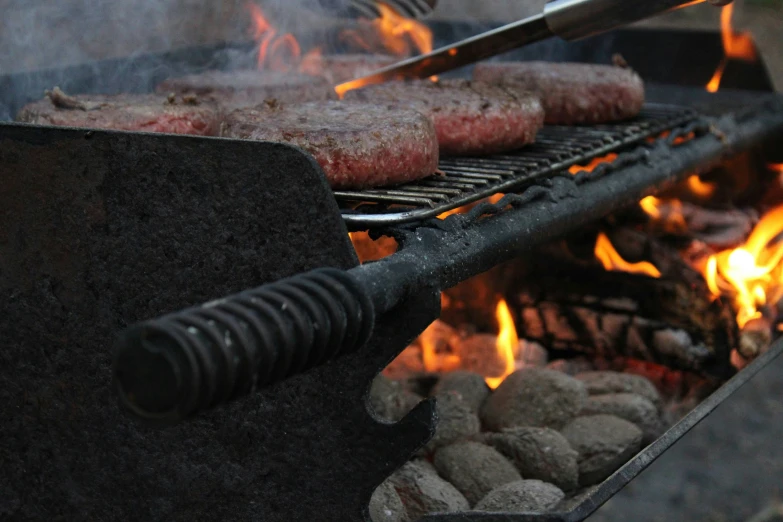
left=338, top=104, right=699, bottom=228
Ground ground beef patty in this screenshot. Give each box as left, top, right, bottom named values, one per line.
left=300, top=53, right=398, bottom=84
left=473, top=61, right=645, bottom=125
left=220, top=101, right=439, bottom=189
left=157, top=70, right=336, bottom=111
left=15, top=88, right=219, bottom=135
left=343, top=79, right=544, bottom=156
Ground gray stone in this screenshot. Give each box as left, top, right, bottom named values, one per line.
left=484, top=427, right=579, bottom=492
left=474, top=480, right=565, bottom=513
left=368, top=374, right=424, bottom=422
left=369, top=480, right=408, bottom=522
left=432, top=371, right=491, bottom=412
left=575, top=371, right=662, bottom=408
left=580, top=393, right=663, bottom=444
left=426, top=391, right=481, bottom=452
left=390, top=461, right=470, bottom=519
left=560, top=415, right=643, bottom=487
left=433, top=441, right=521, bottom=506
left=480, top=368, right=588, bottom=431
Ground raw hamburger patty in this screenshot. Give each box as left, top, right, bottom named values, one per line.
left=157, top=70, right=336, bottom=111
left=473, top=61, right=644, bottom=125
left=15, top=88, right=219, bottom=135
left=343, top=79, right=544, bottom=156
left=300, top=53, right=398, bottom=84
left=220, top=101, right=439, bottom=189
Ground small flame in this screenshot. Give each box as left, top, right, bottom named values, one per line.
left=438, top=193, right=505, bottom=219
left=688, top=175, right=716, bottom=198
left=248, top=3, right=301, bottom=72
left=485, top=299, right=518, bottom=389
left=568, top=153, right=618, bottom=175
left=419, top=321, right=460, bottom=373
left=349, top=231, right=398, bottom=263
left=706, top=4, right=757, bottom=93
left=639, top=196, right=687, bottom=233
left=702, top=204, right=783, bottom=328
left=594, top=232, right=662, bottom=278
left=336, top=3, right=433, bottom=97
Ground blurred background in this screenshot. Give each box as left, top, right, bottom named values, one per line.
left=1, top=0, right=780, bottom=90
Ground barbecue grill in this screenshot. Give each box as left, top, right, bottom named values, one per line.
left=1, top=18, right=783, bottom=522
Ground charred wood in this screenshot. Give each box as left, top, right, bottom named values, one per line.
left=511, top=250, right=737, bottom=378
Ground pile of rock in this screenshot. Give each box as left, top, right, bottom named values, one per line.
left=368, top=366, right=665, bottom=520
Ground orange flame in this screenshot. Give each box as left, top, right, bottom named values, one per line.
left=485, top=299, right=518, bottom=389
left=640, top=196, right=688, bottom=233
left=248, top=3, right=301, bottom=72
left=702, top=203, right=783, bottom=328
left=568, top=153, right=618, bottom=174
left=594, top=232, right=662, bottom=278
left=419, top=321, right=460, bottom=373
left=336, top=3, right=434, bottom=97
left=688, top=175, right=717, bottom=198
left=349, top=231, right=398, bottom=263
left=706, top=4, right=757, bottom=93
left=438, top=193, right=505, bottom=219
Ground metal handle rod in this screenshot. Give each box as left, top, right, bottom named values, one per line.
left=112, top=268, right=374, bottom=426
left=334, top=0, right=725, bottom=88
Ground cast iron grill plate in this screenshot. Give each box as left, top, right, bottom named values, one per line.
left=337, top=104, right=698, bottom=227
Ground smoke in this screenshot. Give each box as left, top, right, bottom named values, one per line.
left=0, top=0, right=375, bottom=119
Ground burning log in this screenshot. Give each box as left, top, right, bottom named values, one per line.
left=637, top=195, right=757, bottom=249
left=512, top=244, right=737, bottom=377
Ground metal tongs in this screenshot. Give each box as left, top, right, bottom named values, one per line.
left=336, top=0, right=732, bottom=93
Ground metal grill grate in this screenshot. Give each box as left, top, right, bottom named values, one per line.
left=337, top=104, right=699, bottom=227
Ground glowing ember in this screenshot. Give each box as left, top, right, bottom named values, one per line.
left=687, top=175, right=717, bottom=198
left=485, top=299, right=518, bottom=389
left=438, top=193, right=505, bottom=219
left=568, top=153, right=618, bottom=174
left=594, top=232, right=662, bottom=278
left=706, top=4, right=757, bottom=93
left=248, top=3, right=302, bottom=72
left=336, top=3, right=433, bottom=97
left=349, top=231, right=398, bottom=263
left=702, top=203, right=783, bottom=328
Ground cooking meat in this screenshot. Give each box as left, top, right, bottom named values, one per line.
left=472, top=61, right=644, bottom=125
left=343, top=79, right=544, bottom=156
left=300, top=53, right=398, bottom=84
left=157, top=70, right=336, bottom=111
left=15, top=88, right=219, bottom=135
left=220, top=100, right=439, bottom=189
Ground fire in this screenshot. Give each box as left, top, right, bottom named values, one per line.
left=688, top=175, right=716, bottom=198
left=336, top=3, right=434, bottom=96
left=438, top=193, right=505, bottom=219
left=485, top=299, right=518, bottom=389
left=706, top=4, right=757, bottom=93
left=568, top=153, right=618, bottom=174
left=701, top=203, right=783, bottom=328
left=248, top=3, right=302, bottom=72
left=594, top=232, right=662, bottom=278
left=639, top=196, right=687, bottom=233
left=419, top=321, right=461, bottom=373
left=349, top=231, right=398, bottom=263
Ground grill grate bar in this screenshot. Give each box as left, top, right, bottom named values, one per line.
left=338, top=104, right=699, bottom=227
